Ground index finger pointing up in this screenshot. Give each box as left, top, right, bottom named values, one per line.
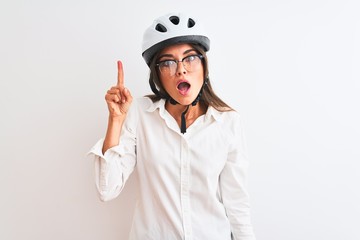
left=117, top=60, right=124, bottom=86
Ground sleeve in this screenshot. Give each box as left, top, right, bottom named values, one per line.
left=87, top=100, right=138, bottom=202
left=219, top=114, right=256, bottom=240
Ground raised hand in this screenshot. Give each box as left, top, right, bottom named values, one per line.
left=105, top=60, right=133, bottom=118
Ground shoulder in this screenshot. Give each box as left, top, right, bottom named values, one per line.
left=213, top=109, right=246, bottom=140
left=123, top=97, right=154, bottom=132
left=130, top=96, right=154, bottom=111
left=132, top=96, right=151, bottom=106
left=216, top=110, right=248, bottom=154
left=212, top=108, right=243, bottom=127
left=129, top=97, right=165, bottom=117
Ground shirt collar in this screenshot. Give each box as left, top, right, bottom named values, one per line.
left=146, top=98, right=223, bottom=123
left=146, top=98, right=166, bottom=112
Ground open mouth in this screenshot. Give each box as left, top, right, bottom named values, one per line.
left=177, top=81, right=191, bottom=95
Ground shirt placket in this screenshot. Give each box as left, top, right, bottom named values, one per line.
left=180, top=137, right=192, bottom=239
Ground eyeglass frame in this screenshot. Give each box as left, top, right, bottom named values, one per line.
left=156, top=54, right=204, bottom=76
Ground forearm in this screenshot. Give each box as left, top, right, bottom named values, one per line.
left=89, top=110, right=136, bottom=201
left=102, top=116, right=126, bottom=154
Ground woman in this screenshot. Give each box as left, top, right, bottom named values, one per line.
left=89, top=12, right=256, bottom=240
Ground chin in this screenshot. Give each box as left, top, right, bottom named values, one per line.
left=175, top=96, right=196, bottom=106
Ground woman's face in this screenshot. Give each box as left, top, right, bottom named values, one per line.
left=157, top=43, right=204, bottom=106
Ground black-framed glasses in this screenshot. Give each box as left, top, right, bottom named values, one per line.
left=156, top=54, right=204, bottom=76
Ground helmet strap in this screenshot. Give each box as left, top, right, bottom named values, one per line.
left=180, top=105, right=190, bottom=134
left=178, top=76, right=209, bottom=134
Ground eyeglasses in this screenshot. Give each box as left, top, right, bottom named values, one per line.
left=156, top=54, right=204, bottom=76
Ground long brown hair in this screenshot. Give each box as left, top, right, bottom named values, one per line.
left=145, top=44, right=233, bottom=112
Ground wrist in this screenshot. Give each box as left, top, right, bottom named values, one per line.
left=108, top=114, right=126, bottom=124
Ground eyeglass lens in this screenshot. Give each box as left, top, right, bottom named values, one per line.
left=158, top=55, right=202, bottom=76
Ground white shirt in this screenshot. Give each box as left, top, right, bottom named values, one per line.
left=88, top=97, right=256, bottom=240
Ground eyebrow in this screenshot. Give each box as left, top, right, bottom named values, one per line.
left=158, top=48, right=197, bottom=60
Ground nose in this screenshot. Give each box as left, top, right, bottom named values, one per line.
left=176, top=61, right=187, bottom=76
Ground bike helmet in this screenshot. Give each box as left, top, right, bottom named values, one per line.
left=142, top=12, right=210, bottom=66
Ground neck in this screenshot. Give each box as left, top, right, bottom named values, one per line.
left=165, top=101, right=206, bottom=128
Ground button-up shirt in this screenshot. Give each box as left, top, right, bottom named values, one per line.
left=88, top=97, right=256, bottom=240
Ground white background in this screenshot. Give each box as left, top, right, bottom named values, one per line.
left=1, top=0, right=359, bottom=239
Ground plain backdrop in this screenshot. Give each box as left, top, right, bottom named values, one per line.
left=1, top=0, right=359, bottom=239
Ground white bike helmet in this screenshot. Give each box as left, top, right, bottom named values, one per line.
left=142, top=12, right=210, bottom=66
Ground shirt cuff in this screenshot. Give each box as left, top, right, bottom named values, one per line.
left=87, top=138, right=126, bottom=161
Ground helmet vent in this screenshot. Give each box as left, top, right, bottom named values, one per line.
left=187, top=18, right=195, bottom=28
left=155, top=23, right=167, bottom=32
left=169, top=16, right=180, bottom=25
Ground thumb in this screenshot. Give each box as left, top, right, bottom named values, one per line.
left=122, top=88, right=133, bottom=102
